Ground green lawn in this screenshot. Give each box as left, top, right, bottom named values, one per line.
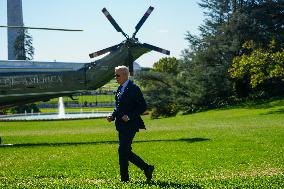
left=45, top=95, right=115, bottom=105
left=39, top=79, right=118, bottom=105
left=0, top=98, right=283, bottom=188
left=39, top=107, right=114, bottom=113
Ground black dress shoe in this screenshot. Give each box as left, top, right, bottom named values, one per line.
left=144, top=165, right=154, bottom=181
left=120, top=175, right=129, bottom=182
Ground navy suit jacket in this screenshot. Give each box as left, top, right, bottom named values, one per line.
left=112, top=80, right=147, bottom=132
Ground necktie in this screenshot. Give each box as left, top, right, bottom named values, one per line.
left=117, top=85, right=123, bottom=98
left=115, top=85, right=123, bottom=109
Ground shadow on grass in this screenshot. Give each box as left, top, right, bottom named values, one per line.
left=135, top=180, right=202, bottom=188
left=233, top=96, right=284, bottom=109
left=260, top=108, right=284, bottom=115
left=0, top=137, right=210, bottom=148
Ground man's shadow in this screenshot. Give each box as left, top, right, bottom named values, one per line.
left=0, top=137, right=210, bottom=148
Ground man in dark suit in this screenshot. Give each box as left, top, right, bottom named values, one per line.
left=107, top=66, right=154, bottom=182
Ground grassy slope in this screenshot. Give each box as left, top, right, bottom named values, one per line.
left=0, top=98, right=283, bottom=188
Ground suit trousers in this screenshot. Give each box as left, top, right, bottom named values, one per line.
left=118, top=130, right=148, bottom=181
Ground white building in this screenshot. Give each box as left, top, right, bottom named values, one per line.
left=133, top=62, right=142, bottom=71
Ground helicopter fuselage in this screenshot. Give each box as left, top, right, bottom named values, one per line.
left=0, top=44, right=149, bottom=109
left=0, top=5, right=171, bottom=110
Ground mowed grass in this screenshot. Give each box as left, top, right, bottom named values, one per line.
left=45, top=95, right=115, bottom=105
left=39, top=107, right=114, bottom=113
left=0, top=98, right=283, bottom=188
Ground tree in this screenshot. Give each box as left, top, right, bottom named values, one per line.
left=10, top=104, right=40, bottom=115
left=178, top=45, right=232, bottom=113
left=14, top=29, right=34, bottom=60
left=11, top=29, right=39, bottom=114
left=139, top=0, right=284, bottom=116
left=152, top=57, right=181, bottom=75
left=229, top=39, right=284, bottom=96
left=136, top=71, right=179, bottom=119
left=182, top=0, right=284, bottom=100
left=136, top=57, right=183, bottom=118
left=0, top=109, right=8, bottom=115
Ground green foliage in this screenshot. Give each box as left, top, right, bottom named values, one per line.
left=14, top=29, right=34, bottom=60
left=136, top=71, right=179, bottom=119
left=140, top=58, right=181, bottom=119
left=180, top=0, right=284, bottom=104
left=152, top=57, right=181, bottom=75
left=150, top=103, right=179, bottom=119
left=0, top=98, right=284, bottom=188
left=10, top=103, right=40, bottom=114
left=179, top=39, right=233, bottom=113
left=230, top=40, right=284, bottom=95
left=136, top=0, right=284, bottom=115
left=0, top=109, right=8, bottom=115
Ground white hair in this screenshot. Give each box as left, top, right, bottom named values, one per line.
left=115, top=65, right=129, bottom=76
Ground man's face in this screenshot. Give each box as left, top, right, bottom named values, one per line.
left=115, top=69, right=128, bottom=85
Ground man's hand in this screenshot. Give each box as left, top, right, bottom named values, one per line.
left=122, top=115, right=130, bottom=122
left=106, top=115, right=113, bottom=122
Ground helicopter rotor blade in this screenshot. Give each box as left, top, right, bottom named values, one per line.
left=102, top=8, right=128, bottom=38
left=89, top=44, right=120, bottom=58
left=132, top=6, right=154, bottom=38
left=0, top=25, right=83, bottom=31
left=142, top=43, right=170, bottom=55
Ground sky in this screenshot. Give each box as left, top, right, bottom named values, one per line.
left=0, top=0, right=205, bottom=67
